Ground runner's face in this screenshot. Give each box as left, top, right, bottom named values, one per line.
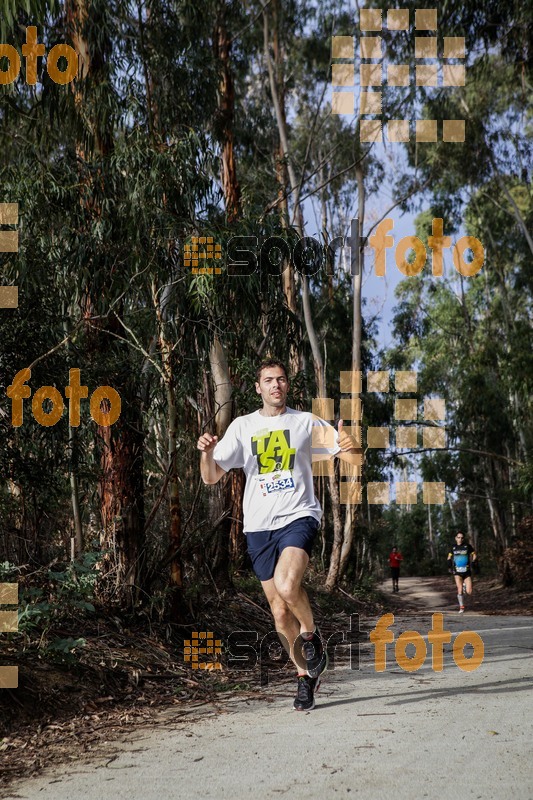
left=255, top=367, right=289, bottom=410
left=456, top=534, right=464, bottom=544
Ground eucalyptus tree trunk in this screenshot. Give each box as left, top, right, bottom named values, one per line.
left=261, top=2, right=325, bottom=396
left=318, top=151, right=343, bottom=584
left=206, top=338, right=236, bottom=589
left=272, top=0, right=299, bottom=375
left=215, top=4, right=241, bottom=222
left=466, top=499, right=477, bottom=552
left=151, top=281, right=185, bottom=617
left=333, top=164, right=365, bottom=584
left=320, top=155, right=334, bottom=305
left=427, top=505, right=436, bottom=560
left=484, top=463, right=508, bottom=553
left=481, top=215, right=528, bottom=461
left=263, top=2, right=349, bottom=587
left=209, top=337, right=233, bottom=435
left=210, top=9, right=247, bottom=579
left=67, top=0, right=145, bottom=608
left=63, top=317, right=83, bottom=556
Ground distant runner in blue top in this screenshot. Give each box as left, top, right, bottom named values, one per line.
left=447, top=531, right=477, bottom=613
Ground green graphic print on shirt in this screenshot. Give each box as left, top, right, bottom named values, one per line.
left=251, top=429, right=296, bottom=474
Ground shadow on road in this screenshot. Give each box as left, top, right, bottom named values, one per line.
left=317, top=675, right=533, bottom=710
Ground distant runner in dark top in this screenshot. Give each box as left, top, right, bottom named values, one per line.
left=447, top=532, right=477, bottom=613
left=388, top=546, right=403, bottom=592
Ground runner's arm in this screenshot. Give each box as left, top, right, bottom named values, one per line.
left=335, top=420, right=364, bottom=467
left=197, top=433, right=227, bottom=484
left=336, top=449, right=364, bottom=466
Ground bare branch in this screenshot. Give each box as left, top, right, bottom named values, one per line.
left=25, top=318, right=85, bottom=372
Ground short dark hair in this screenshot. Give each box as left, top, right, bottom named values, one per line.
left=255, top=358, right=289, bottom=383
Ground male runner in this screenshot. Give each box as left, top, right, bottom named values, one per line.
left=197, top=359, right=362, bottom=711
left=447, top=532, right=477, bottom=613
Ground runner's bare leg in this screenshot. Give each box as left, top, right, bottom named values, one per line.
left=261, top=547, right=314, bottom=672
left=454, top=574, right=465, bottom=608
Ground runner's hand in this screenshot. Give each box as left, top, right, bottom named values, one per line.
left=197, top=432, right=219, bottom=452
left=337, top=419, right=359, bottom=452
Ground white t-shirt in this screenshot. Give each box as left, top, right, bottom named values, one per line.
left=213, top=407, right=340, bottom=533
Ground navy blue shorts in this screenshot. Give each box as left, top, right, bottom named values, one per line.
left=246, top=516, right=319, bottom=582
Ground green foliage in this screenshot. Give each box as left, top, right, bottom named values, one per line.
left=45, top=637, right=87, bottom=665
left=0, top=561, right=20, bottom=581
left=17, top=553, right=99, bottom=638
left=346, top=574, right=378, bottom=603
left=0, top=0, right=530, bottom=602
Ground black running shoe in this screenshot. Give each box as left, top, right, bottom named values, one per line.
left=293, top=675, right=320, bottom=711
left=302, top=628, right=328, bottom=679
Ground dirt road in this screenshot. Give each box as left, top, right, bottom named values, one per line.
left=378, top=575, right=451, bottom=608
left=5, top=582, right=533, bottom=800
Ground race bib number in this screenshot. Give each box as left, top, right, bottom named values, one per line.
left=256, top=470, right=295, bottom=497
left=455, top=554, right=469, bottom=572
